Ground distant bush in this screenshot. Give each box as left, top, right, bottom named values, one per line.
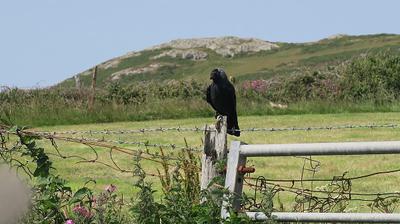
left=340, top=53, right=400, bottom=103
left=103, top=80, right=207, bottom=105
left=239, top=53, right=400, bottom=104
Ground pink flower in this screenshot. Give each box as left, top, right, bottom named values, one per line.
left=105, top=184, right=117, bottom=193
left=91, top=196, right=97, bottom=207
left=242, top=80, right=269, bottom=93
left=73, top=205, right=92, bottom=218
left=65, top=219, right=75, bottom=224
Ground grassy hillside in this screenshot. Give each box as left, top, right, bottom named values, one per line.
left=59, top=34, right=400, bottom=88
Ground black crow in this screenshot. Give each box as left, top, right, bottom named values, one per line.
left=206, top=68, right=240, bottom=136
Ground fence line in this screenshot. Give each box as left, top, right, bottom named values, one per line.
left=1, top=128, right=201, bottom=173
left=3, top=122, right=400, bottom=222
left=3, top=126, right=400, bottom=183
left=32, top=123, right=399, bottom=135
left=15, top=129, right=202, bottom=152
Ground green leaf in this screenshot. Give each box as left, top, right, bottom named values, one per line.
left=70, top=187, right=92, bottom=204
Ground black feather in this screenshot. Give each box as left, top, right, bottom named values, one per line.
left=206, top=69, right=240, bottom=136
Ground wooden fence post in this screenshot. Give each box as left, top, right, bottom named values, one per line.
left=88, top=66, right=97, bottom=112
left=74, top=75, right=81, bottom=90
left=201, top=116, right=228, bottom=190
left=74, top=75, right=82, bottom=101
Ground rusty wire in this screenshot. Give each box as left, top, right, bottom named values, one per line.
left=23, top=129, right=203, bottom=152
left=1, top=128, right=202, bottom=176
left=243, top=163, right=400, bottom=212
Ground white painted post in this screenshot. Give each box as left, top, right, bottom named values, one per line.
left=221, top=141, right=246, bottom=219
left=201, top=116, right=228, bottom=190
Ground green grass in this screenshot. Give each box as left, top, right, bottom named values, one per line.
left=31, top=112, right=400, bottom=212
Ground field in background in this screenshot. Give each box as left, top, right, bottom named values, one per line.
left=32, top=112, right=400, bottom=212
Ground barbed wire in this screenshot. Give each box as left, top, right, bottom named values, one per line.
left=1, top=128, right=202, bottom=171
left=239, top=123, right=399, bottom=133
left=33, top=126, right=209, bottom=135
left=31, top=123, right=399, bottom=135
left=1, top=128, right=199, bottom=180
left=4, top=128, right=202, bottom=152
left=14, top=129, right=203, bottom=152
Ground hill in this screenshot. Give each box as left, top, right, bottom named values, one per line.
left=58, top=34, right=400, bottom=88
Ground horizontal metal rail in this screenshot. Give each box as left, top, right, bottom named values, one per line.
left=246, top=212, right=400, bottom=223
left=240, top=141, right=400, bottom=157
left=222, top=141, right=400, bottom=222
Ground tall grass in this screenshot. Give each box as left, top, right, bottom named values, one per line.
left=3, top=94, right=400, bottom=127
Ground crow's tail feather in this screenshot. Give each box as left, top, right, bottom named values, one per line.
left=227, top=114, right=240, bottom=137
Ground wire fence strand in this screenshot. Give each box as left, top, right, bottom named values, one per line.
left=32, top=123, right=399, bottom=135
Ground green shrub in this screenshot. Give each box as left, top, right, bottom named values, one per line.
left=340, top=53, right=400, bottom=102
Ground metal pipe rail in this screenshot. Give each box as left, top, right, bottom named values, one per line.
left=221, top=141, right=400, bottom=223
left=241, top=141, right=400, bottom=157
left=246, top=212, right=400, bottom=223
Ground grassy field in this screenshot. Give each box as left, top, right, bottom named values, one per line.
left=31, top=112, right=400, bottom=212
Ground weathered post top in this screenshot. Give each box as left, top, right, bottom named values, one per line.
left=200, top=116, right=227, bottom=190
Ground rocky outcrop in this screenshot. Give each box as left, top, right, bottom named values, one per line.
left=148, top=36, right=279, bottom=57
left=110, top=63, right=166, bottom=81
left=151, top=49, right=208, bottom=60
left=99, top=51, right=141, bottom=70
left=326, top=34, right=348, bottom=40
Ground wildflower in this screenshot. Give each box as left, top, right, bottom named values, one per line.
left=73, top=205, right=92, bottom=218
left=90, top=196, right=97, bottom=207
left=105, top=184, right=117, bottom=193
left=242, top=80, right=269, bottom=93
left=65, top=219, right=75, bottom=224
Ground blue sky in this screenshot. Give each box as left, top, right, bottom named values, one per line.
left=1, top=0, right=399, bottom=88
